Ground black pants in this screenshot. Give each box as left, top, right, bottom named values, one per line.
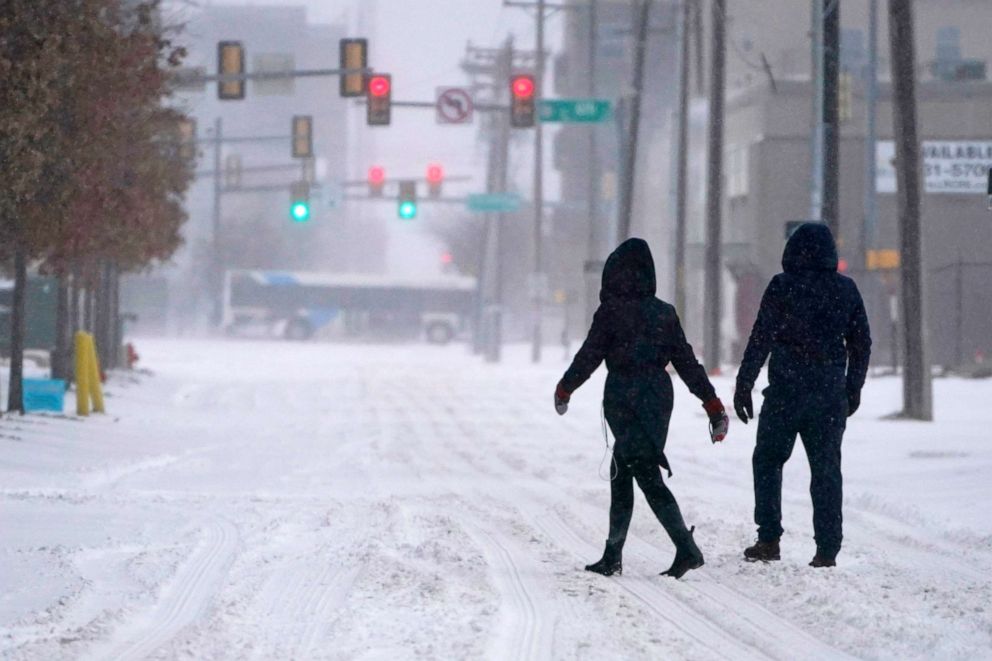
left=753, top=393, right=846, bottom=555
left=607, top=456, right=677, bottom=547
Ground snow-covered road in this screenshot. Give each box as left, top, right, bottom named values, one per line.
left=2, top=339, right=990, bottom=660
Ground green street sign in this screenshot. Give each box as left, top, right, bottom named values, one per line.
left=539, top=98, right=612, bottom=123
left=467, top=193, right=521, bottom=213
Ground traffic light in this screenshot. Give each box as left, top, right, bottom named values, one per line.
left=339, top=38, right=368, bottom=97
left=292, top=116, right=313, bottom=158
left=510, top=74, right=536, bottom=128
left=368, top=166, right=385, bottom=197
left=290, top=181, right=311, bottom=222
left=217, top=41, right=245, bottom=100
left=426, top=163, right=443, bottom=198
left=367, top=74, right=391, bottom=126
left=398, top=180, right=417, bottom=220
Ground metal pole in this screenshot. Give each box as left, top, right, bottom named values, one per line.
left=703, top=0, right=726, bottom=373
left=586, top=0, right=600, bottom=260
left=809, top=0, right=824, bottom=220
left=532, top=0, right=546, bottom=363
left=887, top=0, right=932, bottom=420
left=862, top=0, right=879, bottom=264
left=617, top=0, right=651, bottom=241
left=955, top=251, right=963, bottom=368
left=211, top=117, right=223, bottom=326
left=489, top=38, right=513, bottom=363
left=822, top=0, right=840, bottom=237
left=674, top=0, right=691, bottom=315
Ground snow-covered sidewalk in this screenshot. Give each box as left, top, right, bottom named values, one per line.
left=1, top=338, right=990, bottom=659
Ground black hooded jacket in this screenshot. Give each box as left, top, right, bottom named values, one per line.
left=736, top=223, right=872, bottom=400
left=561, top=239, right=716, bottom=464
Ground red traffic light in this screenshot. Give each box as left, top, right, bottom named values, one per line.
left=440, top=251, right=453, bottom=265
left=368, top=166, right=385, bottom=185
left=368, top=75, right=391, bottom=97
left=511, top=75, right=535, bottom=99
left=426, top=163, right=443, bottom=184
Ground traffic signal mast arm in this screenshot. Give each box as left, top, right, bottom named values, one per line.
left=193, top=67, right=373, bottom=84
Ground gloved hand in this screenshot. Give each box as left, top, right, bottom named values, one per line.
left=734, top=387, right=754, bottom=424
left=554, top=381, right=570, bottom=416
left=703, top=398, right=729, bottom=443
left=847, top=389, right=861, bottom=417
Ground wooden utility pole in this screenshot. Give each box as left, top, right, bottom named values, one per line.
left=822, top=0, right=840, bottom=237
left=673, top=0, right=692, bottom=315
left=887, top=0, right=932, bottom=420
left=617, top=0, right=652, bottom=241
left=703, top=0, right=726, bottom=373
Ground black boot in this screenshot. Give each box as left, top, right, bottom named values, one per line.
left=657, top=504, right=704, bottom=579
left=809, top=550, right=837, bottom=568
left=585, top=540, right=623, bottom=576
left=744, top=539, right=781, bottom=562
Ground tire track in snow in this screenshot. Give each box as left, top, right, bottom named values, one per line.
left=88, top=517, right=238, bottom=661
left=257, top=557, right=361, bottom=657
left=460, top=523, right=554, bottom=661
left=530, top=510, right=771, bottom=661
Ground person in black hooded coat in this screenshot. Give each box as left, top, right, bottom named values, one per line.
left=734, top=223, right=872, bottom=568
left=554, top=238, right=729, bottom=579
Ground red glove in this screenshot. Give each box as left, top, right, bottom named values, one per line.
left=554, top=382, right=570, bottom=415
left=703, top=398, right=729, bottom=443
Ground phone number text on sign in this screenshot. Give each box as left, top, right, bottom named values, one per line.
left=876, top=141, right=992, bottom=194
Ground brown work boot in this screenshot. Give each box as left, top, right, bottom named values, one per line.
left=743, top=539, right=781, bottom=562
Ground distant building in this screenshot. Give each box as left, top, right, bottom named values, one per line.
left=555, top=0, right=992, bottom=368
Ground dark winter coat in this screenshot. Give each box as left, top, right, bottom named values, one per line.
left=736, top=223, right=872, bottom=404
left=560, top=238, right=717, bottom=469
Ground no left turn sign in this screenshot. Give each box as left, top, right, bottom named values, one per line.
left=435, top=87, right=474, bottom=125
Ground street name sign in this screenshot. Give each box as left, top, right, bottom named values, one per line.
left=467, top=193, right=521, bottom=213
left=539, top=99, right=612, bottom=123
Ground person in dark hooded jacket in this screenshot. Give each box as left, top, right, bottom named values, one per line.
left=734, top=223, right=871, bottom=568
left=554, top=238, right=729, bottom=579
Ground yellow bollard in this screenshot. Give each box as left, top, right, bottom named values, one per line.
left=75, top=331, right=91, bottom=416
left=85, top=333, right=105, bottom=414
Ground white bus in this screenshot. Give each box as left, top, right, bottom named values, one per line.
left=222, top=270, right=478, bottom=343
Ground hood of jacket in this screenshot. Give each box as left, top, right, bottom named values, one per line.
left=782, top=223, right=839, bottom=273
left=601, top=238, right=657, bottom=302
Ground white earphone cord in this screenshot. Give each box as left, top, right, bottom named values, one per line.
left=598, top=405, right=618, bottom=482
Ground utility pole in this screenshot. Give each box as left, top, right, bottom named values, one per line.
left=211, top=117, right=223, bottom=326
left=583, top=1, right=603, bottom=330
left=586, top=0, right=601, bottom=259
left=809, top=0, right=824, bottom=220
left=531, top=0, right=547, bottom=364
left=887, top=0, right=932, bottom=420
left=617, top=0, right=652, bottom=241
left=861, top=0, right=879, bottom=265
left=703, top=0, right=726, bottom=373
left=673, top=0, right=691, bottom=315
left=822, top=0, right=840, bottom=237
left=489, top=39, right=514, bottom=363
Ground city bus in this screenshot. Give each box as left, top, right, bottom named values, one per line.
left=222, top=270, right=478, bottom=343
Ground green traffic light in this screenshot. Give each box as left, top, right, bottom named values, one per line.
left=291, top=201, right=310, bottom=222
left=398, top=200, right=417, bottom=220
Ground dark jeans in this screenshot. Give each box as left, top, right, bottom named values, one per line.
left=607, top=456, right=677, bottom=547
left=753, top=392, right=846, bottom=555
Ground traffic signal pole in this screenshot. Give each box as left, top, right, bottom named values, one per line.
left=211, top=117, right=223, bottom=326
left=531, top=0, right=547, bottom=364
